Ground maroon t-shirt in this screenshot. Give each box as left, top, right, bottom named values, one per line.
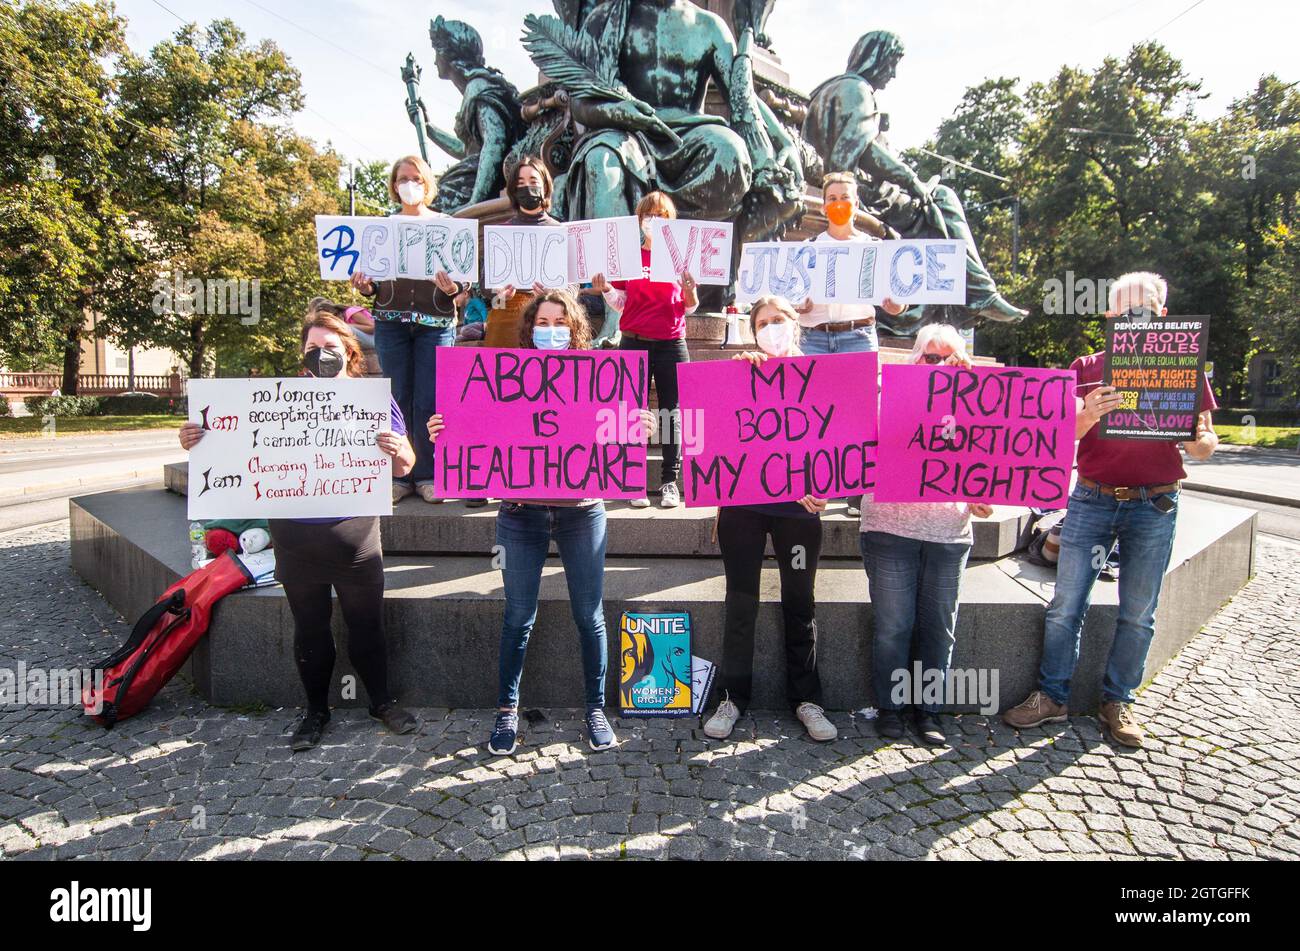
left=1072, top=351, right=1217, bottom=486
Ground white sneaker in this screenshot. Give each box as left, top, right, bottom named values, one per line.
left=660, top=482, right=681, bottom=508
left=847, top=505, right=861, bottom=517
left=630, top=496, right=652, bottom=509
left=796, top=702, right=837, bottom=742
left=703, top=699, right=740, bottom=739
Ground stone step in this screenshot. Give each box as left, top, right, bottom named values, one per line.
left=162, top=462, right=1035, bottom=561
left=70, top=484, right=1257, bottom=714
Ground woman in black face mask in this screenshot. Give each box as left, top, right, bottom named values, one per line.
left=178, top=313, right=419, bottom=752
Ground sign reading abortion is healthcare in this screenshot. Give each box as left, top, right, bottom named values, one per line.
left=314, top=215, right=478, bottom=283
left=432, top=347, right=649, bottom=500
left=186, top=378, right=396, bottom=519
left=1101, top=316, right=1209, bottom=441
left=874, top=365, right=1076, bottom=507
left=677, top=352, right=879, bottom=507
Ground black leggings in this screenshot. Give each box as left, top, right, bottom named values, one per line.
left=716, top=507, right=824, bottom=713
left=281, top=581, right=390, bottom=714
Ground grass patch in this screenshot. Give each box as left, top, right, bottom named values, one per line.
left=1216, top=425, right=1300, bottom=451
left=0, top=416, right=185, bottom=438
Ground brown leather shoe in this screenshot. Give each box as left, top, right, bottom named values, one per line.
left=1099, top=702, right=1145, bottom=748
left=1002, top=690, right=1069, bottom=728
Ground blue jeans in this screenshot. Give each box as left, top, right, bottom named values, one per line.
left=496, top=502, right=609, bottom=709
left=861, top=531, right=971, bottom=713
left=1039, top=483, right=1179, bottom=706
left=373, top=320, right=455, bottom=487
left=800, top=325, right=879, bottom=355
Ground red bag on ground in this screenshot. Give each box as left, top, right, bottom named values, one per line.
left=83, top=551, right=254, bottom=727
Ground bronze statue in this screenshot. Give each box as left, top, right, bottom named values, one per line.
left=804, top=31, right=1026, bottom=327
left=521, top=0, right=803, bottom=245
left=405, top=17, right=525, bottom=212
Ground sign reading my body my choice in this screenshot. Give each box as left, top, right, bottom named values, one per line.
left=874, top=365, right=1076, bottom=507
left=1101, top=316, right=1209, bottom=441
left=736, top=239, right=967, bottom=306
left=432, top=347, right=650, bottom=500
left=314, top=215, right=478, bottom=283
left=677, top=352, right=879, bottom=507
left=186, top=378, right=395, bottom=519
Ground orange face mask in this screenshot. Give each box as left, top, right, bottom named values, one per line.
left=825, top=199, right=854, bottom=227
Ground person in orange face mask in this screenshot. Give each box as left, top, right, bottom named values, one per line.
left=798, top=171, right=905, bottom=515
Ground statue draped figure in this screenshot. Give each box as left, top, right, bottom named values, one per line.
left=524, top=0, right=804, bottom=246
left=410, top=17, right=525, bottom=213
left=803, top=31, right=1027, bottom=329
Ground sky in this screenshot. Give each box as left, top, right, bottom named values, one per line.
left=113, top=0, right=1297, bottom=171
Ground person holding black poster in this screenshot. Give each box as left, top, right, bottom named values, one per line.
left=860, top=324, right=994, bottom=747
left=702, top=296, right=838, bottom=744
left=178, top=313, right=419, bottom=751
left=426, top=290, right=653, bottom=757
left=1005, top=272, right=1219, bottom=748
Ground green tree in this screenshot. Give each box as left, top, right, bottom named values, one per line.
left=101, top=19, right=347, bottom=379
left=0, top=0, right=136, bottom=390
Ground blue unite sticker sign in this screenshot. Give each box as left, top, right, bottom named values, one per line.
left=619, top=612, right=693, bottom=717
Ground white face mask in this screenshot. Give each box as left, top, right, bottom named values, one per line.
left=397, top=180, right=425, bottom=206
left=756, top=321, right=796, bottom=357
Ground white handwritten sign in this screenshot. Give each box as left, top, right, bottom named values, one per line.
left=483, top=225, right=570, bottom=290
left=648, top=218, right=734, bottom=286
left=735, top=238, right=967, bottom=306
left=186, top=378, right=395, bottom=519
left=314, top=215, right=478, bottom=283
left=565, top=216, right=643, bottom=283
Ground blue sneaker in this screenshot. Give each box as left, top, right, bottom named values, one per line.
left=585, top=706, right=617, bottom=751
left=488, top=709, right=519, bottom=756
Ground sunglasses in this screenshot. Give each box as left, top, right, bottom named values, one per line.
left=920, top=353, right=946, bottom=365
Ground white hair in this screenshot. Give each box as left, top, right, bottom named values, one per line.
left=1109, top=271, right=1167, bottom=315
left=909, top=323, right=969, bottom=364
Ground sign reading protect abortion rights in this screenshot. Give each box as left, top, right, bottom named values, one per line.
left=677, top=352, right=879, bottom=507
left=186, top=378, right=396, bottom=519
left=314, top=215, right=478, bottom=283
left=735, top=239, right=967, bottom=306
left=874, top=365, right=1076, bottom=507
left=1101, top=316, right=1209, bottom=441
left=432, top=348, right=649, bottom=500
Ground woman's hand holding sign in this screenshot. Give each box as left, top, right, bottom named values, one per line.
left=350, top=271, right=375, bottom=296
left=426, top=413, right=445, bottom=443
left=179, top=422, right=204, bottom=451
left=797, top=495, right=828, bottom=515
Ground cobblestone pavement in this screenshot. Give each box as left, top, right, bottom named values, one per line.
left=1, top=521, right=1297, bottom=861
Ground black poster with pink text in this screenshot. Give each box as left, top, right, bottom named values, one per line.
left=1101, top=316, right=1209, bottom=441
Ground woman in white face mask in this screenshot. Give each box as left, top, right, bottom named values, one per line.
left=702, top=296, right=838, bottom=746
left=425, top=290, right=654, bottom=759
left=349, top=156, right=468, bottom=505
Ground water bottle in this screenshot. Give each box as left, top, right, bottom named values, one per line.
left=188, top=521, right=206, bottom=569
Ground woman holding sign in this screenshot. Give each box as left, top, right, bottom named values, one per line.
left=178, top=314, right=419, bottom=752
left=799, top=171, right=906, bottom=518
left=426, top=290, right=655, bottom=757
left=591, top=191, right=699, bottom=509
left=702, top=296, right=839, bottom=745
left=859, top=324, right=993, bottom=748
left=350, top=156, right=468, bottom=506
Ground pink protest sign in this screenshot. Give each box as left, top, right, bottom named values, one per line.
left=874, top=364, right=1077, bottom=507
left=677, top=352, right=878, bottom=507
left=432, top=347, right=649, bottom=500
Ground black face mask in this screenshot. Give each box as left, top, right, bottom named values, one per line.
left=517, top=185, right=545, bottom=212
left=303, top=348, right=345, bottom=378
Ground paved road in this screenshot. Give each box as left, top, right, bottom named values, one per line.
left=0, top=520, right=1296, bottom=861
left=1184, top=444, right=1300, bottom=508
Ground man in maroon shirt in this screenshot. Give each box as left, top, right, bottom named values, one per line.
left=1005, top=272, right=1220, bottom=747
